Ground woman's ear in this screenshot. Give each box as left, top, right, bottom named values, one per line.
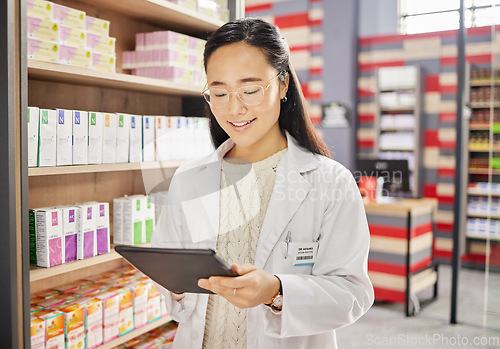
left=280, top=72, right=289, bottom=99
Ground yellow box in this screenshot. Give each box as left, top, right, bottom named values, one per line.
left=86, top=33, right=116, bottom=56
left=147, top=282, right=161, bottom=323
left=59, top=44, right=92, bottom=69
left=28, top=38, right=59, bottom=63
left=107, top=286, right=134, bottom=336
left=58, top=303, right=85, bottom=349
left=92, top=52, right=116, bottom=73
left=27, top=0, right=53, bottom=21
left=58, top=24, right=86, bottom=47
left=86, top=16, right=110, bottom=36
left=31, top=316, right=45, bottom=349
left=27, top=16, right=58, bottom=42
left=52, top=3, right=85, bottom=30
left=70, top=297, right=103, bottom=349
left=35, top=309, right=65, bottom=349
left=95, top=290, right=119, bottom=343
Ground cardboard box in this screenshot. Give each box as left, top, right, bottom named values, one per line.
left=30, top=316, right=45, bottom=349
left=58, top=24, right=86, bottom=47
left=27, top=107, right=39, bottom=167
left=143, top=196, right=155, bottom=243
left=27, top=0, right=53, bottom=21
left=102, top=113, right=117, bottom=164
left=125, top=281, right=148, bottom=329
left=122, top=196, right=144, bottom=245
left=58, top=303, right=85, bottom=349
left=86, top=32, right=116, bottom=55
left=86, top=16, right=110, bottom=36
left=155, top=115, right=168, bottom=161
left=95, top=290, right=120, bottom=343
left=58, top=44, right=92, bottom=68
left=56, top=109, right=73, bottom=166
left=52, top=3, right=85, bottom=30
left=29, top=210, right=38, bottom=265
left=70, top=297, right=103, bottom=349
left=147, top=282, right=161, bottom=323
left=35, top=309, right=65, bottom=349
left=129, top=114, right=143, bottom=163
left=113, top=197, right=124, bottom=245
left=27, top=16, right=58, bottom=42
left=92, top=52, right=116, bottom=73
left=72, top=110, right=88, bottom=165
left=28, top=38, right=59, bottom=63
left=35, top=208, right=63, bottom=267
left=59, top=206, right=79, bottom=263
left=38, top=109, right=57, bottom=167
left=96, top=202, right=110, bottom=255
left=107, top=287, right=134, bottom=336
left=116, top=114, right=131, bottom=163
left=88, top=112, right=103, bottom=164
left=142, top=115, right=155, bottom=162
left=76, top=203, right=96, bottom=259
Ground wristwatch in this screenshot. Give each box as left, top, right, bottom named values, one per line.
left=266, top=278, right=283, bottom=311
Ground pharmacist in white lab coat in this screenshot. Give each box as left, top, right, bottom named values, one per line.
left=151, top=17, right=374, bottom=349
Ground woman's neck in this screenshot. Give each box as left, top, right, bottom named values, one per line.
left=226, top=132, right=287, bottom=163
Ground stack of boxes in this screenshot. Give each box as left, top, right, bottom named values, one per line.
left=122, top=30, right=206, bottom=88
left=113, top=195, right=156, bottom=246
left=30, top=266, right=175, bottom=348
left=28, top=106, right=213, bottom=168
left=167, top=0, right=230, bottom=22
left=27, top=0, right=116, bottom=72
left=29, top=202, right=110, bottom=268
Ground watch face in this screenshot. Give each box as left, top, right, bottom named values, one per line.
left=273, top=295, right=283, bottom=307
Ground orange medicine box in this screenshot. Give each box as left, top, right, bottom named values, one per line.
left=147, top=282, right=161, bottom=323
left=58, top=303, right=85, bottom=349
left=34, top=309, right=65, bottom=349
left=107, top=287, right=134, bottom=336
left=94, top=289, right=119, bottom=343
left=31, top=316, right=45, bottom=349
left=69, top=297, right=103, bottom=349
left=124, top=280, right=148, bottom=329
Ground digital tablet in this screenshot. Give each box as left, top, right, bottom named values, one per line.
left=114, top=245, right=238, bottom=294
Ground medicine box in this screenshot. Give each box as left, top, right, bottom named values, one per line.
left=76, top=203, right=96, bottom=259
left=108, top=287, right=134, bottom=336
left=86, top=32, right=116, bottom=55
left=27, top=16, right=58, bottom=42
left=86, top=16, right=110, bottom=36
left=30, top=316, right=45, bottom=349
left=147, top=282, right=161, bottom=323
left=54, top=281, right=80, bottom=294
left=155, top=115, right=168, bottom=161
left=88, top=112, right=103, bottom=164
left=35, top=208, right=63, bottom=267
left=28, top=38, right=59, bottom=63
left=60, top=206, right=79, bottom=263
left=116, top=114, right=131, bottom=163
left=125, top=280, right=148, bottom=329
left=35, top=309, right=65, bottom=349
left=95, top=290, right=120, bottom=343
left=102, top=113, right=117, bottom=164
left=71, top=297, right=103, bottom=349
left=143, top=196, right=155, bottom=243
left=92, top=52, right=116, bottom=73
left=58, top=303, right=85, bottom=349
left=52, top=3, right=85, bottom=30
left=96, top=202, right=110, bottom=255
left=27, top=107, right=39, bottom=168
left=113, top=197, right=125, bottom=245
left=129, top=114, right=143, bottom=163
left=122, top=196, right=144, bottom=245
left=58, top=44, right=92, bottom=69
left=38, top=109, right=57, bottom=167
left=142, top=115, right=155, bottom=162
left=56, top=109, right=73, bottom=166
left=58, top=24, right=86, bottom=47
left=72, top=110, right=88, bottom=165
left=27, top=0, right=53, bottom=21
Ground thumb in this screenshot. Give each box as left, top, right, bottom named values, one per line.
left=232, top=263, right=257, bottom=275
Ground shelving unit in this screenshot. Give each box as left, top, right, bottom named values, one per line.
left=20, top=0, right=244, bottom=347
left=463, top=67, right=500, bottom=258
left=373, top=65, right=422, bottom=197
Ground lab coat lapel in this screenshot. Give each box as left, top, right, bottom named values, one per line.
left=254, top=133, right=319, bottom=269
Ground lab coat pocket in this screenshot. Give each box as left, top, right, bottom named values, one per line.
left=272, top=242, right=314, bottom=274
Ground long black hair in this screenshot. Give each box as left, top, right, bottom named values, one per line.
left=203, top=17, right=331, bottom=158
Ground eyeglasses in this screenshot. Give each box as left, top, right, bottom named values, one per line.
left=202, top=72, right=285, bottom=108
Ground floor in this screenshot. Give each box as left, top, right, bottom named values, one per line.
left=336, top=264, right=500, bottom=348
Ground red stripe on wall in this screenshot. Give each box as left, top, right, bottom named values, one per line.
left=439, top=113, right=456, bottom=123
left=310, top=43, right=324, bottom=52
left=373, top=287, right=406, bottom=303
left=358, top=89, right=375, bottom=98
left=245, top=3, right=272, bottom=13
left=439, top=140, right=456, bottom=150
left=440, top=85, right=457, bottom=94
left=289, top=45, right=311, bottom=52
left=424, top=184, right=437, bottom=198
left=441, top=57, right=457, bottom=66
left=438, top=168, right=455, bottom=177
left=309, top=19, right=323, bottom=27
left=467, top=54, right=493, bottom=64
left=437, top=223, right=454, bottom=232
left=358, top=140, right=374, bottom=149
left=358, top=114, right=375, bottom=123
left=369, top=222, right=432, bottom=239
left=359, top=29, right=457, bottom=47
left=310, top=0, right=323, bottom=2
left=275, top=13, right=309, bottom=29
left=310, top=116, right=322, bottom=125
left=438, top=196, right=455, bottom=205
left=434, top=249, right=452, bottom=260
left=359, top=61, right=405, bottom=72
left=426, top=75, right=440, bottom=92
left=310, top=67, right=323, bottom=76
left=370, top=260, right=433, bottom=276
left=308, top=92, right=323, bottom=101
left=425, top=130, right=439, bottom=147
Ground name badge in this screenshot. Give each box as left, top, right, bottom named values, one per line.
left=291, top=242, right=318, bottom=266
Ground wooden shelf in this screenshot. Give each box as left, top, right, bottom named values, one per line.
left=470, top=79, right=500, bottom=87
left=380, top=107, right=415, bottom=112
left=469, top=124, right=499, bottom=131
left=77, top=0, right=223, bottom=34
left=98, top=316, right=173, bottom=349
left=468, top=145, right=500, bottom=152
left=469, top=168, right=500, bottom=175
left=29, top=160, right=190, bottom=176
left=468, top=190, right=500, bottom=197
left=470, top=102, right=500, bottom=108
left=380, top=127, right=415, bottom=132
left=466, top=233, right=500, bottom=241
left=28, top=60, right=202, bottom=96
left=30, top=244, right=150, bottom=282
left=467, top=213, right=500, bottom=220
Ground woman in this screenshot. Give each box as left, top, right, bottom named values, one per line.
left=151, top=17, right=373, bottom=348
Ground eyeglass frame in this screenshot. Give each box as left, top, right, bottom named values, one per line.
left=201, top=71, right=287, bottom=108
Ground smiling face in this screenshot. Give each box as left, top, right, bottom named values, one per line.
left=205, top=42, right=289, bottom=161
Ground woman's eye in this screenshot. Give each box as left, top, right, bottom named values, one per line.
left=214, top=92, right=227, bottom=98
left=244, top=89, right=259, bottom=95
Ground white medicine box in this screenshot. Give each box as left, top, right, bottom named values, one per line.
left=56, top=109, right=73, bottom=166
left=88, top=112, right=104, bottom=164
left=72, top=110, right=88, bottom=165
left=27, top=106, right=39, bottom=167
left=38, top=109, right=57, bottom=167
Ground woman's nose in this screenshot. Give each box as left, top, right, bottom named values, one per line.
left=227, top=92, right=245, bottom=115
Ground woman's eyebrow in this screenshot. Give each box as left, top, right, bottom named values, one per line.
left=209, top=77, right=263, bottom=87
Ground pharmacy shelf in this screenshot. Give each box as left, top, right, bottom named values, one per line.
left=28, top=60, right=201, bottom=96
left=469, top=168, right=500, bottom=175
left=379, top=107, right=415, bottom=112
left=468, top=146, right=500, bottom=152
left=30, top=244, right=150, bottom=282
left=379, top=147, right=415, bottom=151
left=77, top=0, right=223, bottom=34
left=468, top=190, right=500, bottom=197
left=28, top=160, right=190, bottom=177
left=99, top=316, right=173, bottom=349
left=465, top=233, right=500, bottom=241
left=467, top=213, right=500, bottom=220
left=470, top=124, right=499, bottom=131
left=470, top=102, right=500, bottom=109
left=379, top=127, right=416, bottom=132
left=470, top=79, right=500, bottom=87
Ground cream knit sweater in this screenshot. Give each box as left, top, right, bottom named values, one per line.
left=202, top=149, right=287, bottom=349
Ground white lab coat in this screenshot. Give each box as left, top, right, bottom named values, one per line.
left=151, top=132, right=374, bottom=349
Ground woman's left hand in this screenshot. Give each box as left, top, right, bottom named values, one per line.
left=198, top=264, right=280, bottom=309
